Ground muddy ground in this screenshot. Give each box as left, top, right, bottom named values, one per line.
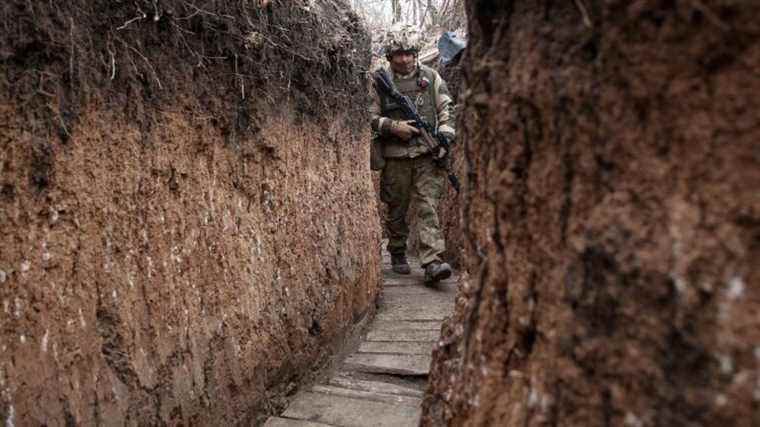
left=424, top=1, right=760, bottom=426
left=0, top=0, right=379, bottom=425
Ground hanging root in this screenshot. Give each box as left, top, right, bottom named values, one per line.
left=574, top=0, right=592, bottom=28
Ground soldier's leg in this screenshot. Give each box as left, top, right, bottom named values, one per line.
left=412, top=155, right=446, bottom=266
left=380, top=158, right=413, bottom=257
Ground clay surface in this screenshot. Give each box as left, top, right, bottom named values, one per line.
left=423, top=1, right=759, bottom=426
left=437, top=56, right=466, bottom=268
left=0, top=0, right=379, bottom=424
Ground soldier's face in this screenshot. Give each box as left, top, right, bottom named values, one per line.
left=389, top=51, right=416, bottom=75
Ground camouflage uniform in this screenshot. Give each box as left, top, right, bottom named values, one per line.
left=370, top=26, right=456, bottom=268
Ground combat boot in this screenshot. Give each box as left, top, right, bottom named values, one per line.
left=424, top=260, right=452, bottom=284
left=391, top=253, right=411, bottom=275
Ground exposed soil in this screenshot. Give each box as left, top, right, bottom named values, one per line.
left=437, top=54, right=466, bottom=268
left=423, top=1, right=760, bottom=426
left=0, top=0, right=380, bottom=425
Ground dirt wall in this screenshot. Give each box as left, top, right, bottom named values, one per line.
left=424, top=1, right=759, bottom=426
left=0, top=1, right=379, bottom=425
left=438, top=57, right=465, bottom=268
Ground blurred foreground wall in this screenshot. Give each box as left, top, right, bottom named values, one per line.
left=424, top=1, right=759, bottom=426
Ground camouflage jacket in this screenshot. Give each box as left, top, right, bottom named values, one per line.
left=370, top=64, right=455, bottom=158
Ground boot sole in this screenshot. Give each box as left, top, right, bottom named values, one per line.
left=392, top=266, right=411, bottom=275
left=425, top=268, right=452, bottom=283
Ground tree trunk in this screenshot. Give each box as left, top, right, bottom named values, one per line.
left=423, top=1, right=760, bottom=426
left=439, top=0, right=466, bottom=30
left=391, top=0, right=402, bottom=24
left=427, top=0, right=438, bottom=27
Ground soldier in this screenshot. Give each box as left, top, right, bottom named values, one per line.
left=370, top=24, right=455, bottom=284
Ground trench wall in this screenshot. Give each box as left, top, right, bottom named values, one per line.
left=424, top=1, right=759, bottom=426
left=0, top=1, right=379, bottom=425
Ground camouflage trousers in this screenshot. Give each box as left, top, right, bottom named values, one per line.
left=380, top=154, right=446, bottom=266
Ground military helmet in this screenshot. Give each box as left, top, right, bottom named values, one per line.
left=384, top=24, right=421, bottom=58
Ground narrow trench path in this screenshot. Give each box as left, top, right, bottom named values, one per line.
left=264, top=250, right=458, bottom=426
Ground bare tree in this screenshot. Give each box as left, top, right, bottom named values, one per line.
left=391, top=0, right=401, bottom=23
left=438, top=0, right=465, bottom=30
left=351, top=0, right=466, bottom=34
left=428, top=0, right=438, bottom=27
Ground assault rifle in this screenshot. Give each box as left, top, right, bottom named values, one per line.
left=373, top=69, right=461, bottom=194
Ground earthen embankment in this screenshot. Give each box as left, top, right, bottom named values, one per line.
left=423, top=2, right=760, bottom=426
left=0, top=1, right=378, bottom=424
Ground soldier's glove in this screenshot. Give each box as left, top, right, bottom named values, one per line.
left=433, top=144, right=448, bottom=161
left=390, top=120, right=421, bottom=141
left=431, top=145, right=449, bottom=169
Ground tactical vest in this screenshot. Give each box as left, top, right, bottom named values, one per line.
left=378, top=65, right=438, bottom=158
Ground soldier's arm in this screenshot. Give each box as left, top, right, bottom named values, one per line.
left=370, top=77, right=419, bottom=141
left=432, top=72, right=455, bottom=141
left=370, top=81, right=395, bottom=137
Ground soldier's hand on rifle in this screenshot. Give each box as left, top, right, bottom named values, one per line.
left=390, top=120, right=421, bottom=141
left=434, top=145, right=448, bottom=161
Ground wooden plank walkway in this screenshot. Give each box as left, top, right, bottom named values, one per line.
left=264, top=252, right=457, bottom=427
